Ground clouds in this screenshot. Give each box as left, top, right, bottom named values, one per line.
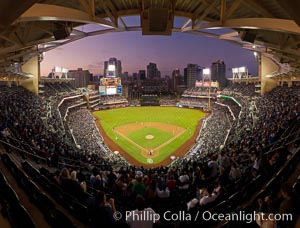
left=85, top=59, right=104, bottom=74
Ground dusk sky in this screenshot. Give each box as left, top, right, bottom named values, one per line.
left=40, top=18, right=258, bottom=77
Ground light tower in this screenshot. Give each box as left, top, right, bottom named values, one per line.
left=203, top=68, right=211, bottom=111
left=232, top=66, right=248, bottom=80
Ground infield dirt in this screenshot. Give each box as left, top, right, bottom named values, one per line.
left=95, top=116, right=205, bottom=167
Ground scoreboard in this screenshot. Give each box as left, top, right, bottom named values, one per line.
left=99, top=77, right=122, bottom=95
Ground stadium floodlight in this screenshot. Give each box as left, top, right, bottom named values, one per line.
left=232, top=68, right=238, bottom=73
left=62, top=68, right=68, bottom=73
left=238, top=66, right=246, bottom=73
left=54, top=66, right=62, bottom=72
left=203, top=68, right=210, bottom=75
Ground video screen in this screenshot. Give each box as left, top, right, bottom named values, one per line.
left=106, top=87, right=117, bottom=95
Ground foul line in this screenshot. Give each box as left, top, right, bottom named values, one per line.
left=114, top=128, right=186, bottom=158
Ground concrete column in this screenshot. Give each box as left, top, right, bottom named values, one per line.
left=20, top=55, right=39, bottom=95
left=6, top=81, right=12, bottom=87
left=277, top=80, right=281, bottom=86
left=260, top=55, right=279, bottom=95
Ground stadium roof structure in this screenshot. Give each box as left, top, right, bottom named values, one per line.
left=1, top=0, right=300, bottom=79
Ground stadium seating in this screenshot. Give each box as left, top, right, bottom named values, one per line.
left=0, top=83, right=299, bottom=227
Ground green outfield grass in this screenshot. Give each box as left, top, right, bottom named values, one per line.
left=94, top=107, right=205, bottom=164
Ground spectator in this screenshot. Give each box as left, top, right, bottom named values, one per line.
left=199, top=185, right=219, bottom=206
left=145, top=181, right=157, bottom=201
left=166, top=175, right=177, bottom=192
left=156, top=185, right=170, bottom=198
left=207, top=155, right=219, bottom=180
left=90, top=191, right=117, bottom=227
left=178, top=171, right=190, bottom=189
left=126, top=195, right=159, bottom=228
left=229, top=163, right=241, bottom=180
left=132, top=176, right=146, bottom=196
left=57, top=168, right=86, bottom=198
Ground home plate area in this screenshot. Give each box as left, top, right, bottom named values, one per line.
left=114, top=122, right=186, bottom=160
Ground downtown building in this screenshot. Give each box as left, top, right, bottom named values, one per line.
left=67, top=68, right=92, bottom=88
left=186, top=64, right=198, bottom=88
left=147, top=62, right=160, bottom=79
left=139, top=70, right=146, bottom=81
left=104, top=57, right=122, bottom=78
left=211, top=60, right=227, bottom=87
left=172, top=68, right=185, bottom=93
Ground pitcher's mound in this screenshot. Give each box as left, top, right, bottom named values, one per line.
left=145, top=135, right=154, bottom=140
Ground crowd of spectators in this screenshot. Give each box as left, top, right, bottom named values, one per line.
left=216, top=98, right=241, bottom=120
left=182, top=87, right=218, bottom=97
left=41, top=81, right=77, bottom=97
left=100, top=95, right=128, bottom=105
left=0, top=83, right=299, bottom=227
left=177, top=97, right=209, bottom=108
left=159, top=95, right=177, bottom=106
left=0, top=85, right=68, bottom=159
left=67, top=109, right=104, bottom=153
left=221, top=83, right=257, bottom=97
left=58, top=95, right=87, bottom=119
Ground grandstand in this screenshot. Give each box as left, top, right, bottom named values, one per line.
left=0, top=1, right=300, bottom=228
left=0, top=81, right=299, bottom=228
left=140, top=95, right=160, bottom=106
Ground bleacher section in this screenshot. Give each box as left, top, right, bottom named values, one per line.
left=0, top=83, right=299, bottom=228
left=140, top=94, right=159, bottom=106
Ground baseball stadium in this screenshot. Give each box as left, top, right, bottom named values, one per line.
left=0, top=1, right=300, bottom=228
left=94, top=106, right=206, bottom=166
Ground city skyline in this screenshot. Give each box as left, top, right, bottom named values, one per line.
left=40, top=29, right=259, bottom=78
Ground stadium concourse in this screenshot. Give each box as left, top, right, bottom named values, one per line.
left=0, top=82, right=299, bottom=228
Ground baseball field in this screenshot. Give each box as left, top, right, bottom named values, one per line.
left=93, top=107, right=205, bottom=166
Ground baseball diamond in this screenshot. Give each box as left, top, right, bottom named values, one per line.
left=93, top=106, right=206, bottom=166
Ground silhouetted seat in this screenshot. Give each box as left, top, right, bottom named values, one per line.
left=22, top=161, right=41, bottom=181
left=71, top=200, right=89, bottom=224
left=0, top=170, right=8, bottom=187
left=7, top=204, right=36, bottom=228
left=276, top=163, right=290, bottom=183
left=16, top=168, right=29, bottom=188
left=210, top=200, right=228, bottom=214
left=48, top=183, right=64, bottom=204
left=37, top=175, right=51, bottom=190
left=36, top=192, right=56, bottom=223
left=249, top=189, right=269, bottom=210
left=1, top=153, right=11, bottom=165
left=3, top=184, right=20, bottom=205
left=293, top=181, right=300, bottom=197
left=39, top=167, right=55, bottom=181
left=265, top=176, right=280, bottom=197
left=62, top=192, right=77, bottom=212
left=78, top=191, right=93, bottom=205
left=54, top=208, right=75, bottom=228
left=26, top=180, right=41, bottom=203
left=8, top=159, right=19, bottom=177
left=228, top=191, right=243, bottom=211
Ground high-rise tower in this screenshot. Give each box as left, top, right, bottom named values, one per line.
left=147, top=62, right=160, bottom=79
left=104, top=57, right=122, bottom=78
left=186, top=64, right=198, bottom=88
left=211, top=60, right=227, bottom=87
